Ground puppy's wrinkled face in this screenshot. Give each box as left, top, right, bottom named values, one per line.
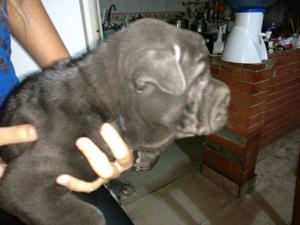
left=113, top=19, right=230, bottom=150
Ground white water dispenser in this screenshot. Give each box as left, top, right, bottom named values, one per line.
left=222, top=0, right=277, bottom=64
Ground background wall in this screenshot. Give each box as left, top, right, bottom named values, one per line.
left=100, top=0, right=186, bottom=13
left=261, top=49, right=300, bottom=147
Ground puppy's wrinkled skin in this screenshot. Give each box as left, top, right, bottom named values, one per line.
left=0, top=19, right=230, bottom=225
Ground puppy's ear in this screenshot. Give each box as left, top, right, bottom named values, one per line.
left=134, top=46, right=186, bottom=95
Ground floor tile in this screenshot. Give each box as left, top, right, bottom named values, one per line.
left=124, top=192, right=193, bottom=225
left=119, top=143, right=194, bottom=204
left=202, top=195, right=276, bottom=225
left=125, top=171, right=234, bottom=224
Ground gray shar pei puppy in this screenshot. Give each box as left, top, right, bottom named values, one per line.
left=0, top=19, right=230, bottom=225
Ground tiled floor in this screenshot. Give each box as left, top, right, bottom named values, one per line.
left=120, top=128, right=300, bottom=225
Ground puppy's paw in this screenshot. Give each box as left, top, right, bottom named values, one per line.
left=134, top=154, right=151, bottom=171
left=134, top=151, right=161, bottom=171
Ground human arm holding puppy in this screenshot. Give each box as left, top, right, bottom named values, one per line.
left=0, top=0, right=133, bottom=193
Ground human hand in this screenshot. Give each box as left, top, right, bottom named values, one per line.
left=56, top=123, right=133, bottom=193
left=0, top=124, right=38, bottom=176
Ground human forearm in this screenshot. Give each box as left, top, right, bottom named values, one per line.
left=8, top=0, right=70, bottom=68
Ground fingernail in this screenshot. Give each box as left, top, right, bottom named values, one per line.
left=28, top=127, right=38, bottom=140
left=100, top=123, right=113, bottom=135
left=76, top=137, right=89, bottom=146
left=56, top=175, right=69, bottom=185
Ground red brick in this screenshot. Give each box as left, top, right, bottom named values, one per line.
left=203, top=146, right=243, bottom=184
left=231, top=91, right=268, bottom=105
left=207, top=134, right=246, bottom=156
left=242, top=167, right=256, bottom=181
left=269, top=51, right=290, bottom=59
left=269, top=49, right=300, bottom=59
left=287, top=62, right=300, bottom=71
left=246, top=131, right=262, bottom=146
left=220, top=79, right=270, bottom=95
left=252, top=81, right=270, bottom=94
left=238, top=102, right=267, bottom=117
left=269, top=77, right=299, bottom=93
left=266, top=109, right=286, bottom=123
left=267, top=93, right=300, bottom=110
left=242, top=63, right=266, bottom=70
left=225, top=123, right=261, bottom=136
left=253, top=69, right=273, bottom=82
left=223, top=62, right=243, bottom=68
left=228, top=112, right=246, bottom=126
left=244, top=70, right=268, bottom=83
left=268, top=53, right=278, bottom=59
left=271, top=70, right=300, bottom=86
left=264, top=105, right=300, bottom=127
left=275, top=63, right=300, bottom=76
left=245, top=141, right=261, bottom=157
left=269, top=82, right=300, bottom=100
left=219, top=66, right=272, bottom=83
left=244, top=157, right=257, bottom=172
left=273, top=56, right=294, bottom=67
left=261, top=122, right=300, bottom=147
left=269, top=93, right=300, bottom=110
left=287, top=53, right=300, bottom=63
left=228, top=111, right=265, bottom=128
left=224, top=123, right=248, bottom=136
left=261, top=117, right=300, bottom=147
left=219, top=67, right=244, bottom=81
left=228, top=101, right=239, bottom=113
left=275, top=64, right=290, bottom=76
left=230, top=80, right=269, bottom=95
left=265, top=101, right=300, bottom=124
left=264, top=118, right=283, bottom=131
left=213, top=75, right=243, bottom=92
left=261, top=130, right=281, bottom=147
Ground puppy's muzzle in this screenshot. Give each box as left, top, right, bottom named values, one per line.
left=176, top=77, right=230, bottom=138
left=199, top=78, right=230, bottom=135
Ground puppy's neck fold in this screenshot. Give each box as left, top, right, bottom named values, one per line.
left=78, top=46, right=122, bottom=120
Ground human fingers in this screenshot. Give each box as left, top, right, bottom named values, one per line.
left=75, top=137, right=118, bottom=179
left=56, top=175, right=106, bottom=193
left=0, top=125, right=38, bottom=146
left=56, top=138, right=115, bottom=193
left=100, top=123, right=133, bottom=171
left=56, top=123, right=133, bottom=193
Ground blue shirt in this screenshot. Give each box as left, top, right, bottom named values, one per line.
left=0, top=1, right=20, bottom=107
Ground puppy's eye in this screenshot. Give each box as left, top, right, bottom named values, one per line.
left=135, top=79, right=146, bottom=92
left=134, top=74, right=156, bottom=93
left=134, top=79, right=156, bottom=94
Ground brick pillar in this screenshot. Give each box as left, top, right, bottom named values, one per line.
left=203, top=58, right=273, bottom=188
left=202, top=50, right=300, bottom=196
